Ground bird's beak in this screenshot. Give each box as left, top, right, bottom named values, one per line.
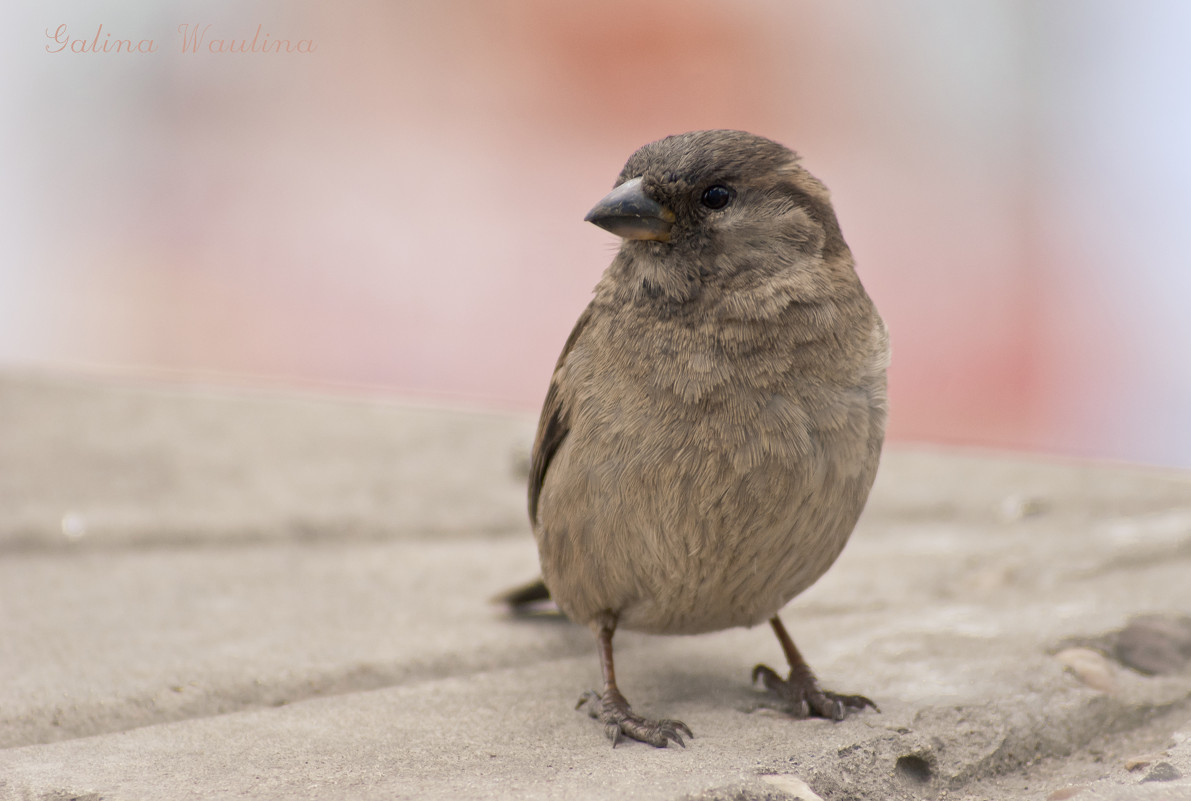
left=584, top=177, right=675, bottom=242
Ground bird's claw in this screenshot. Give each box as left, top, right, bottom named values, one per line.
left=752, top=663, right=878, bottom=721
left=577, top=689, right=693, bottom=748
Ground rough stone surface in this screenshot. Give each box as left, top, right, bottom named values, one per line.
left=1, top=371, right=1190, bottom=800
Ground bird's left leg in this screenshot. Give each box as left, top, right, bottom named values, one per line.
left=576, top=613, right=693, bottom=747
left=752, top=614, right=878, bottom=720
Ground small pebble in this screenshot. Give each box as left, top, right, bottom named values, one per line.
left=1047, top=786, right=1086, bottom=800
left=760, top=775, right=824, bottom=800
left=1141, top=762, right=1181, bottom=783
left=1054, top=648, right=1117, bottom=693
left=1115, top=614, right=1191, bottom=675
left=61, top=512, right=87, bottom=541
left=998, top=493, right=1048, bottom=522
left=1125, top=754, right=1165, bottom=772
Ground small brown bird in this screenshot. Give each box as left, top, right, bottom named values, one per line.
left=518, top=130, right=888, bottom=747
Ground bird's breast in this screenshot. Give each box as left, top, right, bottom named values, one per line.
left=540, top=313, right=881, bottom=635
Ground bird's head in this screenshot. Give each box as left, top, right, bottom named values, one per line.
left=586, top=130, right=854, bottom=309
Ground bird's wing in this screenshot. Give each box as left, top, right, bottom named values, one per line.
left=528, top=302, right=594, bottom=524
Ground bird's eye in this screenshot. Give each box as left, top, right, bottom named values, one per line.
left=700, top=185, right=733, bottom=210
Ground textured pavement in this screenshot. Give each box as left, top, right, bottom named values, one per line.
left=1, top=372, right=1190, bottom=800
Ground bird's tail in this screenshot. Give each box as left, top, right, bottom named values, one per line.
left=491, top=577, right=565, bottom=618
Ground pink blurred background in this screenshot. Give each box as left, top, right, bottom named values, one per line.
left=3, top=1, right=1190, bottom=468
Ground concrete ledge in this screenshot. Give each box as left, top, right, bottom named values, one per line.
left=1, top=372, right=1189, bottom=800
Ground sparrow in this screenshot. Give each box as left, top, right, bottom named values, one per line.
left=513, top=130, right=889, bottom=747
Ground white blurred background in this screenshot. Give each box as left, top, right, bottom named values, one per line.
left=3, top=1, right=1190, bottom=468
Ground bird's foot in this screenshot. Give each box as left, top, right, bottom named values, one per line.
left=576, top=688, right=693, bottom=748
left=751, top=663, right=879, bottom=721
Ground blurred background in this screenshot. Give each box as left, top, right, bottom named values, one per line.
left=2, top=1, right=1189, bottom=468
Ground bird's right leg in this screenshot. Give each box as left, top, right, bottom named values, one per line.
left=576, top=613, right=692, bottom=748
left=752, top=614, right=878, bottom=720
